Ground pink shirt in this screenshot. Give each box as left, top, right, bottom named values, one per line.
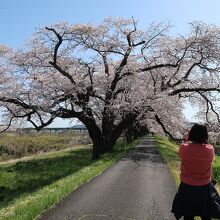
left=178, top=142, right=215, bottom=186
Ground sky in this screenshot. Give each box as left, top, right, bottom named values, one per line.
left=1, top=0, right=219, bottom=127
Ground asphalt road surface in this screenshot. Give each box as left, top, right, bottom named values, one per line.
left=38, top=136, right=177, bottom=220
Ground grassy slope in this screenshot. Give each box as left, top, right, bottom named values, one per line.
left=154, top=135, right=181, bottom=186
left=0, top=139, right=139, bottom=220
left=0, top=132, right=87, bottom=162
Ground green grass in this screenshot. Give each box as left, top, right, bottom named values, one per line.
left=213, top=158, right=220, bottom=184
left=0, top=139, right=139, bottom=220
left=154, top=135, right=181, bottom=186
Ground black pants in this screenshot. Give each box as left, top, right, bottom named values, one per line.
left=184, top=216, right=211, bottom=220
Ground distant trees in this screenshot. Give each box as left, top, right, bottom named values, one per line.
left=1, top=18, right=220, bottom=159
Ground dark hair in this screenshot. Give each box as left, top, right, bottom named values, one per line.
left=188, top=124, right=208, bottom=144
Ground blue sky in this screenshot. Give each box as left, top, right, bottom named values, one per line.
left=1, top=0, right=218, bottom=126
left=1, top=0, right=220, bottom=48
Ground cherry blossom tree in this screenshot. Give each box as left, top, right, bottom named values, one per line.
left=1, top=18, right=220, bottom=159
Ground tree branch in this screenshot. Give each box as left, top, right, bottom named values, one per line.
left=169, top=87, right=220, bottom=96
left=45, top=27, right=75, bottom=84
left=198, top=91, right=220, bottom=123
left=155, top=114, right=178, bottom=140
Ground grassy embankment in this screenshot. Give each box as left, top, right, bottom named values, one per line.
left=0, top=138, right=139, bottom=220
left=0, top=132, right=90, bottom=162
left=154, top=135, right=181, bottom=186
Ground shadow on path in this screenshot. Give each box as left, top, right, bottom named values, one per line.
left=121, top=137, right=166, bottom=167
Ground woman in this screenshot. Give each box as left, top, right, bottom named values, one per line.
left=171, top=124, right=220, bottom=220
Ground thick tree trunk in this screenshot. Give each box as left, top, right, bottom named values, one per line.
left=104, top=137, right=116, bottom=153
left=90, top=132, right=117, bottom=158
left=90, top=136, right=104, bottom=160
left=125, top=127, right=133, bottom=143
left=78, top=115, right=105, bottom=160
left=101, top=109, right=115, bottom=153
left=79, top=112, right=138, bottom=159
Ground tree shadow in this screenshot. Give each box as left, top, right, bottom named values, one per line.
left=0, top=148, right=95, bottom=208
left=122, top=146, right=164, bottom=164
left=120, top=138, right=165, bottom=165
left=120, top=137, right=179, bottom=170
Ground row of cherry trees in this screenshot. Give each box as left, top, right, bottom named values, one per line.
left=1, top=18, right=220, bottom=159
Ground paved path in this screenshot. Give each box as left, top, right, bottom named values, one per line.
left=38, top=136, right=177, bottom=220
